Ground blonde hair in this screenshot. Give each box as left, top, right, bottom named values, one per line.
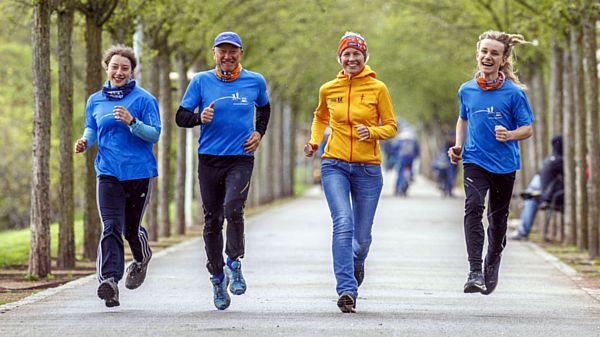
left=477, top=30, right=529, bottom=88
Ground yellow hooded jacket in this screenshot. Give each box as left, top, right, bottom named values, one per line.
left=309, top=65, right=397, bottom=164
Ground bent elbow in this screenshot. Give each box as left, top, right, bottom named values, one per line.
left=525, top=126, right=533, bottom=139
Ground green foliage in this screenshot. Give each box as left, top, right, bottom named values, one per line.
left=0, top=41, right=34, bottom=229
left=0, top=7, right=88, bottom=230
left=0, top=218, right=84, bottom=268
left=0, top=0, right=590, bottom=230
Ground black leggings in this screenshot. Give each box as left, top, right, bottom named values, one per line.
left=463, top=164, right=515, bottom=272
left=96, top=175, right=152, bottom=282
left=198, top=155, right=254, bottom=276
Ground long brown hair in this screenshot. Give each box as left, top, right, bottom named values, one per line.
left=477, top=30, right=529, bottom=88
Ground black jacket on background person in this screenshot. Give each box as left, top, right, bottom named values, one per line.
left=539, top=135, right=563, bottom=206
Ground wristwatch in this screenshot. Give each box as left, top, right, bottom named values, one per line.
left=129, top=117, right=137, bottom=126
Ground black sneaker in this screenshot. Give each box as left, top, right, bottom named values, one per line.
left=354, top=264, right=365, bottom=287
left=97, top=277, right=120, bottom=307
left=463, top=271, right=486, bottom=293
left=337, top=292, right=356, bottom=313
left=125, top=259, right=150, bottom=290
left=482, top=254, right=502, bottom=295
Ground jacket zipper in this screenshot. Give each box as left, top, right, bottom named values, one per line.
left=347, top=76, right=353, bottom=162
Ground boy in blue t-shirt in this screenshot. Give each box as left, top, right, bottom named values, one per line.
left=175, top=32, right=270, bottom=310
left=448, top=31, right=534, bottom=296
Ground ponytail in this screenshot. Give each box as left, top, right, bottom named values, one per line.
left=477, top=30, right=529, bottom=88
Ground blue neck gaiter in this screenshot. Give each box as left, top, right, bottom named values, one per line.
left=102, top=80, right=136, bottom=100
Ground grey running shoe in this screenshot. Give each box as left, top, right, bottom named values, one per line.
left=97, top=277, right=120, bottom=307
left=210, top=274, right=231, bottom=310
left=226, top=259, right=247, bottom=295
left=337, top=292, right=356, bottom=313
left=463, top=271, right=486, bottom=294
left=125, top=259, right=150, bottom=290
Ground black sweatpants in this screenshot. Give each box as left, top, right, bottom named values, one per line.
left=463, top=164, right=515, bottom=272
left=198, top=154, right=254, bottom=277
left=97, top=175, right=153, bottom=283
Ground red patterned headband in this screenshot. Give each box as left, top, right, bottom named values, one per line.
left=338, top=33, right=367, bottom=57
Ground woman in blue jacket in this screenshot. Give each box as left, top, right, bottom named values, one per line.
left=74, top=45, right=161, bottom=308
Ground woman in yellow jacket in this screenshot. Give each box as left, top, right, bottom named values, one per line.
left=304, top=32, right=397, bottom=313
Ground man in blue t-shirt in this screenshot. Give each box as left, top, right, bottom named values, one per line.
left=448, top=31, right=534, bottom=296
left=176, top=32, right=270, bottom=311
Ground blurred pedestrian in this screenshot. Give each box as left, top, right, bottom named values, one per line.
left=394, top=130, right=419, bottom=196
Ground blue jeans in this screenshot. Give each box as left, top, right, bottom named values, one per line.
left=518, top=198, right=540, bottom=237
left=320, top=158, right=383, bottom=297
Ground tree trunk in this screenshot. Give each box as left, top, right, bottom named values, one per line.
left=548, top=40, right=564, bottom=242
left=549, top=42, right=563, bottom=138
left=530, top=56, right=547, bottom=159
left=282, top=101, right=293, bottom=197
left=174, top=52, right=188, bottom=235
left=269, top=92, right=282, bottom=199
left=158, top=46, right=173, bottom=238
left=519, top=71, right=536, bottom=184
left=582, top=9, right=599, bottom=258
left=570, top=23, right=588, bottom=251
left=82, top=17, right=103, bottom=260
left=29, top=0, right=52, bottom=279
left=57, top=2, right=76, bottom=269
left=562, top=43, right=576, bottom=245
left=145, top=54, right=160, bottom=241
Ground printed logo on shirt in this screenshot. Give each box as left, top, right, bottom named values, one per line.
left=327, top=96, right=343, bottom=104
left=232, top=91, right=249, bottom=106
left=474, top=106, right=503, bottom=119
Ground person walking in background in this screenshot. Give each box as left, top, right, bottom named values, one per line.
left=394, top=129, right=420, bottom=196
left=74, top=45, right=161, bottom=308
left=432, top=132, right=458, bottom=197
left=448, top=30, right=534, bottom=295
left=304, top=32, right=397, bottom=313
left=175, top=32, right=270, bottom=310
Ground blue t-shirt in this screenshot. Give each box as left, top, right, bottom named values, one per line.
left=458, top=79, right=534, bottom=174
left=85, top=84, right=161, bottom=180
left=180, top=68, right=269, bottom=156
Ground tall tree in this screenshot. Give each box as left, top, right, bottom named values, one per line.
left=548, top=41, right=563, bottom=139
left=56, top=0, right=76, bottom=269
left=157, top=40, right=173, bottom=238
left=144, top=54, right=160, bottom=241
left=570, top=20, right=588, bottom=251
left=29, top=0, right=52, bottom=278
left=174, top=51, right=188, bottom=235
left=562, top=43, right=576, bottom=245
left=582, top=2, right=599, bottom=258
left=77, top=0, right=119, bottom=260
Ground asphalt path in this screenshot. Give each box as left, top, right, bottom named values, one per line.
left=1, top=173, right=599, bottom=337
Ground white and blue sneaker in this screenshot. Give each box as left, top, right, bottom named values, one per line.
left=210, top=273, right=231, bottom=310
left=226, top=259, right=247, bottom=295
